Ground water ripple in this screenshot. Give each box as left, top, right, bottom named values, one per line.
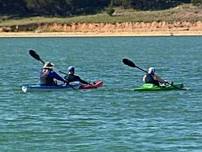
left=0, top=37, right=202, bottom=151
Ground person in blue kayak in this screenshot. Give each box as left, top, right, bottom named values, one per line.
left=143, top=67, right=167, bottom=86
left=64, top=66, right=89, bottom=84
left=40, top=62, right=67, bottom=86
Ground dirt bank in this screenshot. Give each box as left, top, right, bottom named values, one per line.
left=1, top=21, right=202, bottom=36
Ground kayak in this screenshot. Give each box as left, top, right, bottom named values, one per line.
left=80, top=80, right=103, bottom=89
left=21, top=80, right=103, bottom=93
left=21, top=81, right=80, bottom=93
left=134, top=83, right=184, bottom=91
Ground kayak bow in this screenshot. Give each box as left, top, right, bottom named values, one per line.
left=80, top=80, right=103, bottom=89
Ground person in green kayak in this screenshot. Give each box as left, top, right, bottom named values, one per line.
left=64, top=66, right=89, bottom=85
left=143, top=67, right=167, bottom=86
left=40, top=62, right=67, bottom=86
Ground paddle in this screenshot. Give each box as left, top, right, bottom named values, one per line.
left=59, top=70, right=66, bottom=75
left=122, top=58, right=184, bottom=90
left=122, top=58, right=147, bottom=73
left=29, top=50, right=45, bottom=64
left=59, top=70, right=92, bottom=86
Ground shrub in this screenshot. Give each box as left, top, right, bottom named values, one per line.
left=106, top=7, right=115, bottom=16
left=192, top=0, right=202, bottom=6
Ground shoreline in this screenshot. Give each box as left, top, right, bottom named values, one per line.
left=1, top=31, right=202, bottom=37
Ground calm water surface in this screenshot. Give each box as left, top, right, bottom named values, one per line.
left=0, top=37, right=202, bottom=151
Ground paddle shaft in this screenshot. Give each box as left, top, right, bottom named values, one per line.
left=136, top=66, right=147, bottom=73
left=59, top=71, right=67, bottom=75
left=39, top=59, right=45, bottom=64
left=59, top=70, right=92, bottom=86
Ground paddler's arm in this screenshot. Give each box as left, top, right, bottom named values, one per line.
left=49, top=71, right=67, bottom=83
left=77, top=76, right=90, bottom=85
left=142, top=75, right=147, bottom=82
left=154, top=74, right=168, bottom=83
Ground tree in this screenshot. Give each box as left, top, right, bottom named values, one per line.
left=112, top=0, right=133, bottom=8
left=0, top=0, right=27, bottom=15
left=192, top=0, right=202, bottom=6
left=0, top=0, right=194, bottom=17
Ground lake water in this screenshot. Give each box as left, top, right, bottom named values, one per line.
left=0, top=36, right=202, bottom=151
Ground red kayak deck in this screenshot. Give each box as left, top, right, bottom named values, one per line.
left=80, top=80, right=103, bottom=89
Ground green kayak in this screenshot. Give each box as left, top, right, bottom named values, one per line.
left=134, top=83, right=184, bottom=91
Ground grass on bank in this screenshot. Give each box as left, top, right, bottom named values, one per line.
left=0, top=4, right=202, bottom=27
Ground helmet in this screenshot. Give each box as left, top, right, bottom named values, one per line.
left=43, top=62, right=54, bottom=69
left=148, top=67, right=155, bottom=74
left=68, top=66, right=75, bottom=73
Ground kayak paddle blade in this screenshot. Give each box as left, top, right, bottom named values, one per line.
left=29, top=50, right=45, bottom=64
left=122, top=58, right=136, bottom=68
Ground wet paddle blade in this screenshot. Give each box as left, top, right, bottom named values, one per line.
left=122, top=58, right=136, bottom=68
left=29, top=50, right=45, bottom=64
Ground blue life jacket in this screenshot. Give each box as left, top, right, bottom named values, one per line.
left=40, top=70, right=56, bottom=86
left=40, top=69, right=65, bottom=86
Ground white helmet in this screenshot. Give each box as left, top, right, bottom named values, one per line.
left=68, top=66, right=75, bottom=73
left=148, top=67, right=155, bottom=74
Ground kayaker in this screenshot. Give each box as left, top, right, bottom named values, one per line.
left=40, top=62, right=67, bottom=86
left=64, top=66, right=89, bottom=85
left=143, top=67, right=167, bottom=86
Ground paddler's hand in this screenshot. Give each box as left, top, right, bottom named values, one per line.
left=88, top=82, right=93, bottom=85
left=164, top=80, right=174, bottom=85
left=164, top=80, right=169, bottom=84
left=64, top=75, right=68, bottom=80
left=64, top=80, right=69, bottom=85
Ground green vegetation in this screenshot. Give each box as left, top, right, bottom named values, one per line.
left=192, top=0, right=202, bottom=6
left=0, top=4, right=202, bottom=27
left=0, top=1, right=202, bottom=28
left=0, top=0, right=199, bottom=17
left=106, top=7, right=115, bottom=16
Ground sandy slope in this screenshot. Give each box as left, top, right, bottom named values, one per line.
left=1, top=21, right=202, bottom=37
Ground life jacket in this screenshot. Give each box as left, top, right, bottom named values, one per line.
left=144, top=73, right=159, bottom=86
left=65, top=74, right=80, bottom=82
left=40, top=69, right=56, bottom=86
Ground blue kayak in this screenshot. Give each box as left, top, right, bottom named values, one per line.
left=21, top=82, right=80, bottom=93
left=21, top=80, right=103, bottom=93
